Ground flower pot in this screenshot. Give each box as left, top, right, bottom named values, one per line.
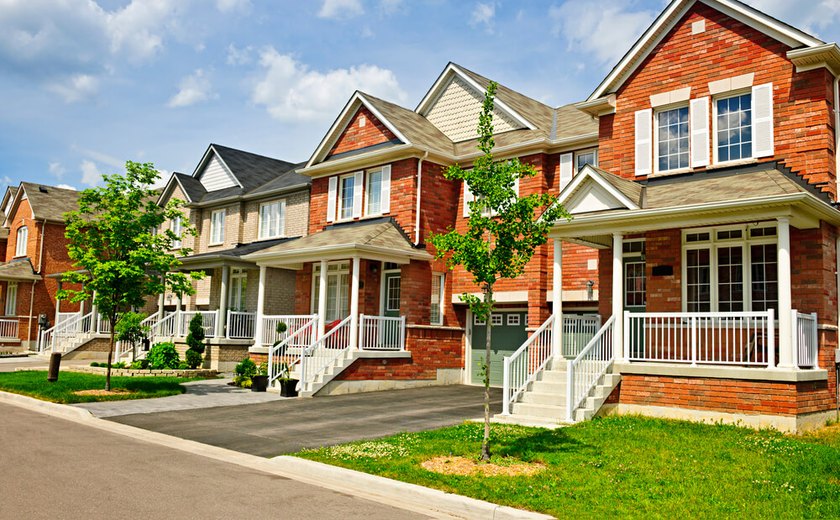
left=279, top=379, right=299, bottom=397
left=251, top=375, right=269, bottom=392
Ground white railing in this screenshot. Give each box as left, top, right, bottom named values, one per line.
left=178, top=310, right=218, bottom=338
left=794, top=311, right=819, bottom=369
left=299, top=316, right=353, bottom=391
left=0, top=318, right=19, bottom=339
left=624, top=310, right=776, bottom=367
left=267, top=315, right=319, bottom=384
left=56, top=311, right=79, bottom=326
left=567, top=315, right=616, bottom=422
left=502, top=315, right=554, bottom=415
left=149, top=311, right=178, bottom=341
left=260, top=315, right=319, bottom=348
left=226, top=311, right=256, bottom=339
left=358, top=315, right=406, bottom=351
left=39, top=311, right=94, bottom=353
left=563, top=314, right=601, bottom=358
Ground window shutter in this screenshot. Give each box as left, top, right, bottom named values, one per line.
left=380, top=165, right=391, bottom=214
left=559, top=152, right=573, bottom=190
left=326, top=177, right=337, bottom=223
left=634, top=109, right=652, bottom=176
left=513, top=177, right=520, bottom=197
left=352, top=171, right=363, bottom=218
left=462, top=181, right=474, bottom=218
left=752, top=83, right=774, bottom=158
left=690, top=97, right=710, bottom=168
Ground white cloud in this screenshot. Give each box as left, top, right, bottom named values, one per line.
left=226, top=44, right=254, bottom=66
left=1, top=176, right=13, bottom=187
left=470, top=2, right=496, bottom=32
left=80, top=160, right=103, bottom=187
left=252, top=47, right=407, bottom=122
left=48, top=161, right=66, bottom=179
left=216, top=0, right=252, bottom=13
left=318, top=0, right=364, bottom=19
left=46, top=74, right=99, bottom=103
left=56, top=184, right=77, bottom=191
left=73, top=147, right=124, bottom=170
left=742, top=0, right=840, bottom=37
left=167, top=69, right=216, bottom=108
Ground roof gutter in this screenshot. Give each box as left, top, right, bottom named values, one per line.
left=185, top=183, right=311, bottom=208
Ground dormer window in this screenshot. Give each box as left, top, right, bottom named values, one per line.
left=210, top=209, right=225, bottom=245
left=655, top=106, right=690, bottom=173
left=14, top=226, right=27, bottom=257
left=715, top=93, right=752, bottom=163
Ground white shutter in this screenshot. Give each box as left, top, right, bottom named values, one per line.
left=559, top=152, right=573, bottom=190
left=752, top=83, right=774, bottom=158
left=513, top=177, right=520, bottom=197
left=352, top=171, right=363, bottom=218
left=380, top=165, right=391, bottom=214
left=690, top=97, right=710, bottom=168
left=634, top=109, right=653, bottom=176
left=462, top=181, right=474, bottom=218
left=326, top=177, right=337, bottom=223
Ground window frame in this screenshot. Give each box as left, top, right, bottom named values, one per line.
left=14, top=226, right=27, bottom=258
left=712, top=89, right=753, bottom=166
left=430, top=272, right=445, bottom=325
left=258, top=199, right=286, bottom=240
left=209, top=209, right=226, bottom=246
left=311, top=261, right=351, bottom=322
left=337, top=173, right=356, bottom=221
left=170, top=216, right=182, bottom=250
left=229, top=268, right=248, bottom=311
left=653, top=104, right=691, bottom=175
left=5, top=282, right=17, bottom=317
left=574, top=148, right=598, bottom=174
left=364, top=168, right=384, bottom=217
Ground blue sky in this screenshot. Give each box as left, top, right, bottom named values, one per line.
left=1, top=0, right=839, bottom=190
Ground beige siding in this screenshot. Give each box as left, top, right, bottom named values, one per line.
left=197, top=203, right=242, bottom=253
left=159, top=183, right=196, bottom=252
left=241, top=189, right=310, bottom=243
left=425, top=75, right=522, bottom=142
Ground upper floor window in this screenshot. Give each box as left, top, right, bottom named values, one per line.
left=656, top=106, right=689, bottom=173
left=575, top=149, right=598, bottom=173
left=430, top=273, right=445, bottom=325
left=210, top=209, right=225, bottom=245
left=259, top=200, right=285, bottom=240
left=170, top=216, right=182, bottom=250
left=366, top=168, right=384, bottom=215
left=14, top=226, right=27, bottom=257
left=338, top=174, right=356, bottom=221
left=715, top=93, right=752, bottom=163
left=327, top=165, right=391, bottom=223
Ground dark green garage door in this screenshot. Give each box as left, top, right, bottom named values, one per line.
left=470, top=311, right=528, bottom=387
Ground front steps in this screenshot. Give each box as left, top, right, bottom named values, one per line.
left=275, top=348, right=358, bottom=397
left=494, top=359, right=621, bottom=427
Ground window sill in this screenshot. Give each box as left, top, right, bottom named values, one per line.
left=208, top=242, right=224, bottom=247
left=614, top=361, right=828, bottom=382
left=651, top=167, right=693, bottom=178
left=332, top=213, right=390, bottom=225
left=706, top=158, right=758, bottom=170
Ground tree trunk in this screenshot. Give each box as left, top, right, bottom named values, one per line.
left=481, top=284, right=493, bottom=462
left=106, top=319, right=115, bottom=392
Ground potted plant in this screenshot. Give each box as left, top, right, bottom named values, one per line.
left=251, top=362, right=269, bottom=392
left=276, top=361, right=299, bottom=397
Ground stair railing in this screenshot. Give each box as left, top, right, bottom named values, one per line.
left=299, top=316, right=352, bottom=392
left=267, top=315, right=319, bottom=385
left=501, top=315, right=554, bottom=415
left=566, top=315, right=616, bottom=422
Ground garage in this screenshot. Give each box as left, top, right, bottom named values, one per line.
left=469, top=311, right=528, bottom=387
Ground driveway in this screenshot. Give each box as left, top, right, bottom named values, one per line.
left=110, top=385, right=502, bottom=457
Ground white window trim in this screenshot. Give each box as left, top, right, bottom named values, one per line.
left=337, top=172, right=356, bottom=222
left=209, top=209, right=226, bottom=246
left=364, top=167, right=383, bottom=217
left=258, top=199, right=286, bottom=240
left=430, top=272, right=445, bottom=326
left=385, top=275, right=401, bottom=312
left=680, top=223, right=778, bottom=312
left=311, top=261, right=351, bottom=319
left=229, top=268, right=248, bottom=311
left=5, top=282, right=17, bottom=317
left=170, top=216, right=182, bottom=250
left=711, top=88, right=753, bottom=166
left=653, top=104, right=691, bottom=175
left=14, top=226, right=27, bottom=258
left=573, top=148, right=599, bottom=174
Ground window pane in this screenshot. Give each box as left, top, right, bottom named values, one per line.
left=717, top=246, right=744, bottom=312
left=717, top=93, right=752, bottom=163
left=751, top=244, right=778, bottom=312
left=367, top=170, right=382, bottom=215
left=340, top=177, right=355, bottom=219
left=657, top=106, right=689, bottom=171
left=686, top=248, right=711, bottom=312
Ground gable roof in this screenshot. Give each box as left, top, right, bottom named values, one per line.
left=588, top=0, right=825, bottom=101
left=4, top=183, right=80, bottom=225
left=0, top=258, right=41, bottom=281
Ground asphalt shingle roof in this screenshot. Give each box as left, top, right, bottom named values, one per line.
left=20, top=183, right=80, bottom=222
left=0, top=258, right=40, bottom=281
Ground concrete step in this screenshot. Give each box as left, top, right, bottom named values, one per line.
left=520, top=391, right=566, bottom=405
left=511, top=402, right=567, bottom=420
left=536, top=370, right=568, bottom=384
left=529, top=380, right=567, bottom=394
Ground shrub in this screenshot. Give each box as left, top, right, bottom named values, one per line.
left=130, top=359, right=149, bottom=370
left=115, top=312, right=149, bottom=354
left=147, top=342, right=180, bottom=370
left=234, top=357, right=257, bottom=387
left=185, top=349, right=202, bottom=369
left=185, top=314, right=206, bottom=354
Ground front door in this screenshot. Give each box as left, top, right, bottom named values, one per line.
left=470, top=311, right=528, bottom=387
left=383, top=272, right=401, bottom=318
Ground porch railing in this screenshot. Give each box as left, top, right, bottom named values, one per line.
left=358, top=314, right=406, bottom=350
left=0, top=318, right=19, bottom=340
left=299, top=316, right=352, bottom=391
left=39, top=311, right=94, bottom=353
left=502, top=315, right=554, bottom=415
left=56, top=311, right=79, bottom=326
left=267, top=315, right=319, bottom=384
left=624, top=310, right=776, bottom=367
left=794, top=311, right=819, bottom=369
left=178, top=311, right=218, bottom=338
left=260, top=314, right=318, bottom=348
left=226, top=311, right=256, bottom=339
left=567, top=315, right=616, bottom=422
left=563, top=314, right=601, bottom=358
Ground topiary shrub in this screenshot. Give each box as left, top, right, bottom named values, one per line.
left=233, top=357, right=257, bottom=387
left=185, top=349, right=203, bottom=369
left=185, top=314, right=206, bottom=354
left=147, top=342, right=180, bottom=370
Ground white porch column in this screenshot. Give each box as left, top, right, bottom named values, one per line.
left=175, top=294, right=183, bottom=337
left=777, top=217, right=794, bottom=369
left=552, top=239, right=564, bottom=360
left=90, top=290, right=98, bottom=333
left=613, top=233, right=625, bottom=362
left=317, top=259, right=328, bottom=338
left=54, top=280, right=62, bottom=329
left=217, top=266, right=229, bottom=338
left=349, top=256, right=361, bottom=350
left=254, top=265, right=267, bottom=348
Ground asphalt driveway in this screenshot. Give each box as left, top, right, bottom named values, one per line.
left=110, top=385, right=502, bottom=457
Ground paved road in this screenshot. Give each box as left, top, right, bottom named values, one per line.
left=111, top=385, right=502, bottom=457
left=0, top=355, right=91, bottom=372
left=0, top=403, right=428, bottom=520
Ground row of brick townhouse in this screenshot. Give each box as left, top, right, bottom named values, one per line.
left=101, top=0, right=840, bottom=431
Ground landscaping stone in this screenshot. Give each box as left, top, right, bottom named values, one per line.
left=63, top=366, right=219, bottom=378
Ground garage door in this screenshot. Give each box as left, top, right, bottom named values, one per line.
left=470, top=311, right=528, bottom=387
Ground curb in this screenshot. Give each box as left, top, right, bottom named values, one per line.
left=0, top=390, right=551, bottom=520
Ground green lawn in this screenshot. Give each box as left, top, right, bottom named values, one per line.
left=0, top=371, right=199, bottom=403
left=296, top=416, right=840, bottom=518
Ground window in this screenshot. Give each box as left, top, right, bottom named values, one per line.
left=473, top=315, right=486, bottom=326
left=366, top=169, right=383, bottom=215
left=656, top=106, right=689, bottom=172
left=229, top=269, right=248, bottom=311
left=682, top=224, right=777, bottom=312
left=170, top=216, right=182, bottom=250
left=338, top=174, right=355, bottom=221
left=210, top=209, right=225, bottom=245
left=312, top=262, right=350, bottom=322
left=385, top=276, right=401, bottom=312
left=430, top=273, right=444, bottom=325
left=575, top=149, right=598, bottom=173
left=506, top=314, right=520, bottom=326
left=715, top=93, right=752, bottom=163
left=5, top=282, right=16, bottom=316
left=490, top=314, right=503, bottom=326
left=259, top=200, right=285, bottom=240
left=14, top=226, right=27, bottom=257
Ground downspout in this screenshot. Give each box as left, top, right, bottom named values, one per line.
left=414, top=151, right=428, bottom=245
left=29, top=218, right=47, bottom=344
left=835, top=75, right=840, bottom=203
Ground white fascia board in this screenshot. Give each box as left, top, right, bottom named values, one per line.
left=1, top=184, right=25, bottom=228
left=192, top=145, right=243, bottom=189
left=245, top=243, right=430, bottom=266
left=558, top=166, right=640, bottom=210
left=158, top=174, right=191, bottom=206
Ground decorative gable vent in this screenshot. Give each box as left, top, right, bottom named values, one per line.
left=425, top=75, right=523, bottom=142
left=198, top=154, right=238, bottom=192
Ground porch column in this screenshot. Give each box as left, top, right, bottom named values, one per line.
left=552, top=239, right=564, bottom=360
left=317, top=259, right=328, bottom=338
left=217, top=266, right=229, bottom=338
left=349, top=256, right=361, bottom=350
left=613, top=232, right=625, bottom=362
left=54, top=280, right=62, bottom=330
left=254, top=265, right=267, bottom=348
left=175, top=294, right=183, bottom=337
left=777, top=217, right=794, bottom=369
left=90, top=291, right=98, bottom=333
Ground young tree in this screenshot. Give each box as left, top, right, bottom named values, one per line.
left=59, top=161, right=200, bottom=390
left=431, top=82, right=569, bottom=461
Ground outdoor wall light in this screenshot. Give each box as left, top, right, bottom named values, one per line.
left=586, top=280, right=595, bottom=301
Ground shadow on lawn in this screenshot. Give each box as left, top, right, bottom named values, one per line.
left=498, top=427, right=586, bottom=458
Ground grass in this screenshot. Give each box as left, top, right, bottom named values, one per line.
left=295, top=416, right=840, bottom=518
left=0, top=370, right=200, bottom=403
